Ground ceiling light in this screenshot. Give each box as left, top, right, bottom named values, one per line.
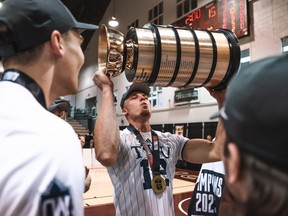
left=108, top=17, right=119, bottom=28
left=108, top=0, right=119, bottom=28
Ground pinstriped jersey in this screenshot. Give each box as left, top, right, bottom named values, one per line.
left=107, top=128, right=189, bottom=216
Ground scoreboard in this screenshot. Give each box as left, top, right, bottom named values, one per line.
left=173, top=0, right=248, bottom=38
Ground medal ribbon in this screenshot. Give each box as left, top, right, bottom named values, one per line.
left=1, top=69, right=46, bottom=108
left=127, top=124, right=160, bottom=174
left=151, top=130, right=160, bottom=175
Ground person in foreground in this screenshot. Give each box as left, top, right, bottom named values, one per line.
left=93, top=70, right=226, bottom=216
left=0, top=0, right=97, bottom=215
left=211, top=53, right=288, bottom=216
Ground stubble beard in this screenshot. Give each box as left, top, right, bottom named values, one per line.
left=140, top=109, right=151, bottom=120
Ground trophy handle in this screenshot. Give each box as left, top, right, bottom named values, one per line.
left=98, top=24, right=125, bottom=77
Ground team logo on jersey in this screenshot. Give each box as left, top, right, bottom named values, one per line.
left=131, top=143, right=171, bottom=159
left=40, top=178, right=74, bottom=216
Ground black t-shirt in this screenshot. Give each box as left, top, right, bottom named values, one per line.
left=188, top=162, right=225, bottom=216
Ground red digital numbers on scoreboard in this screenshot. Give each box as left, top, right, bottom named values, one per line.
left=184, top=1, right=219, bottom=30
left=208, top=5, right=217, bottom=19
left=185, top=8, right=201, bottom=25
left=173, top=0, right=248, bottom=38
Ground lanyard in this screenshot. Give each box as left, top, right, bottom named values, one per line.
left=1, top=69, right=46, bottom=108
left=127, top=124, right=161, bottom=175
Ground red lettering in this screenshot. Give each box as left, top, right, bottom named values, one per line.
left=229, top=2, right=236, bottom=32
left=239, top=0, right=245, bottom=29
left=185, top=9, right=201, bottom=26
left=209, top=6, right=216, bottom=18
left=222, top=0, right=227, bottom=28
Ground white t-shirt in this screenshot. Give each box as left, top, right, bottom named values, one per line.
left=107, top=128, right=189, bottom=216
left=0, top=82, right=85, bottom=216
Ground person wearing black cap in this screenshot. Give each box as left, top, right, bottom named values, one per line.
left=0, top=0, right=97, bottom=215
left=92, top=70, right=226, bottom=216
left=211, top=54, right=288, bottom=216
left=48, top=96, right=71, bottom=120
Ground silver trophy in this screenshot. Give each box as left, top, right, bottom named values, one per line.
left=98, top=23, right=240, bottom=90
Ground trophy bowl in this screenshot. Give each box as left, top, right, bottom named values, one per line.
left=98, top=24, right=125, bottom=77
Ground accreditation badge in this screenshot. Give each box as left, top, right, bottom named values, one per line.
left=151, top=175, right=166, bottom=194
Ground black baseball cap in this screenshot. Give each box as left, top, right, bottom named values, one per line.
left=120, top=83, right=150, bottom=109
left=0, top=0, right=98, bottom=57
left=48, top=96, right=70, bottom=112
left=211, top=54, right=288, bottom=174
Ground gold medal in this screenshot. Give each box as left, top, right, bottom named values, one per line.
left=151, top=175, right=166, bottom=194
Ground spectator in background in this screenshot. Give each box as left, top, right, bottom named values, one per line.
left=83, top=132, right=94, bottom=148
left=79, top=135, right=85, bottom=147
left=211, top=54, right=288, bottom=216
left=48, top=96, right=70, bottom=120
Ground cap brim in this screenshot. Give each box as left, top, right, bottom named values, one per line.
left=75, top=22, right=98, bottom=30
left=120, top=83, right=150, bottom=109
left=210, top=107, right=228, bottom=120
left=48, top=104, right=58, bottom=112
left=127, top=83, right=150, bottom=96
left=210, top=111, right=221, bottom=120
left=48, top=102, right=69, bottom=112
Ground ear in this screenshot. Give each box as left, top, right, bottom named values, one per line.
left=49, top=30, right=65, bottom=57
left=225, top=142, right=241, bottom=185
left=122, top=108, right=127, bottom=116
left=59, top=111, right=66, bottom=118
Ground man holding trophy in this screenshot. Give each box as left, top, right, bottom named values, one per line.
left=93, top=23, right=239, bottom=215
left=93, top=73, right=226, bottom=216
